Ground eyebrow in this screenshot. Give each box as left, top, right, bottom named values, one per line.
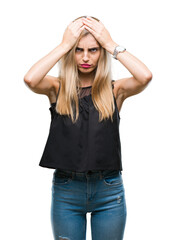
left=76, top=47, right=100, bottom=50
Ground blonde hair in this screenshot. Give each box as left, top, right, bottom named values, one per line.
left=56, top=16, right=115, bottom=123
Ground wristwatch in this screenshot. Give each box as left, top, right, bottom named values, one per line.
left=113, top=45, right=126, bottom=60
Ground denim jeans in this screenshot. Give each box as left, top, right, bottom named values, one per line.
left=51, top=169, right=127, bottom=240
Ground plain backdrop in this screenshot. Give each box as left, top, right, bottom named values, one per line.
left=1, top=0, right=176, bottom=239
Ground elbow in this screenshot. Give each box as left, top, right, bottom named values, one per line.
left=145, top=72, right=153, bottom=83
left=23, top=76, right=35, bottom=88
left=24, top=76, right=30, bottom=84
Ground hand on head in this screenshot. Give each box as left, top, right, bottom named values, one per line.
left=61, top=16, right=113, bottom=51
left=61, top=18, right=85, bottom=50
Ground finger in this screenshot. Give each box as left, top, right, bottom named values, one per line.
left=71, top=19, right=83, bottom=32
left=83, top=18, right=98, bottom=30
left=86, top=16, right=104, bottom=28
left=86, top=16, right=95, bottom=21
left=67, top=21, right=76, bottom=31
left=86, top=16, right=100, bottom=24
left=79, top=25, right=85, bottom=32
left=84, top=19, right=104, bottom=35
left=73, top=21, right=84, bottom=32
left=83, top=19, right=93, bottom=28
left=72, top=22, right=85, bottom=36
left=73, top=18, right=84, bottom=25
left=84, top=25, right=95, bottom=34
left=73, top=20, right=84, bottom=31
left=76, top=19, right=84, bottom=26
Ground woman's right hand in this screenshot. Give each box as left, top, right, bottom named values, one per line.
left=61, top=18, right=85, bottom=51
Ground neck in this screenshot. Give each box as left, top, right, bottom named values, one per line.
left=78, top=69, right=96, bottom=87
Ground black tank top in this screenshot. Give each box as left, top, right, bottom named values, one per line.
left=39, top=80, right=123, bottom=172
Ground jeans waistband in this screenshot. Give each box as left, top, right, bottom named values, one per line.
left=54, top=168, right=122, bottom=180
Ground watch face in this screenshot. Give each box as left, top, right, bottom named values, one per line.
left=117, top=46, right=126, bottom=52
left=113, top=46, right=126, bottom=59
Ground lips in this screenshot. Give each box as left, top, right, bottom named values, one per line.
left=80, top=64, right=91, bottom=68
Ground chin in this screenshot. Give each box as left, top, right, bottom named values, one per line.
left=78, top=68, right=91, bottom=72
left=78, top=67, right=96, bottom=73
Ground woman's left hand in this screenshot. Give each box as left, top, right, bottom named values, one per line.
left=82, top=16, right=114, bottom=49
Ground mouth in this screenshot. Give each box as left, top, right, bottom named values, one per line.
left=80, top=64, right=91, bottom=69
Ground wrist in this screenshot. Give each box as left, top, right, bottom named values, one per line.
left=59, top=42, right=71, bottom=52
left=103, top=41, right=119, bottom=54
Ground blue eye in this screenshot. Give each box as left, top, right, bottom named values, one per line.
left=75, top=47, right=98, bottom=52
left=91, top=48, right=97, bottom=52
left=76, top=48, right=82, bottom=52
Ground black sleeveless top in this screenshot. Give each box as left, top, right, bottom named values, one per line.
left=39, top=80, right=123, bottom=172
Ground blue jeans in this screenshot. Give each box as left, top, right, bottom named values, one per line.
left=51, top=169, right=127, bottom=240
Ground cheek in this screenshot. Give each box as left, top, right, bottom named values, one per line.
left=94, top=54, right=100, bottom=64
left=74, top=55, right=79, bottom=64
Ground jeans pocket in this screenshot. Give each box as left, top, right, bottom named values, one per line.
left=53, top=173, right=72, bottom=185
left=103, top=172, right=123, bottom=186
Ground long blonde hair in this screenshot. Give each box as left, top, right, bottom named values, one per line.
left=56, top=16, right=115, bottom=123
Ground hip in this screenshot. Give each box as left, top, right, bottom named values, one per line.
left=51, top=168, right=127, bottom=214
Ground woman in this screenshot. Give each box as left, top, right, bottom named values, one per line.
left=24, top=16, right=152, bottom=240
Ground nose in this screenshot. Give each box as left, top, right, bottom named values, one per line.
left=82, top=51, right=89, bottom=62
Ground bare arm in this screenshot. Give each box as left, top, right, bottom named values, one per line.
left=82, top=17, right=152, bottom=101
left=24, top=18, right=85, bottom=97
left=23, top=43, right=70, bottom=90
left=105, top=41, right=153, bottom=100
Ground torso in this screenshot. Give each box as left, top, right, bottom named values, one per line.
left=48, top=81, right=124, bottom=113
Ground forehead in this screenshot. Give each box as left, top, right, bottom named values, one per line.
left=77, top=34, right=100, bottom=47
